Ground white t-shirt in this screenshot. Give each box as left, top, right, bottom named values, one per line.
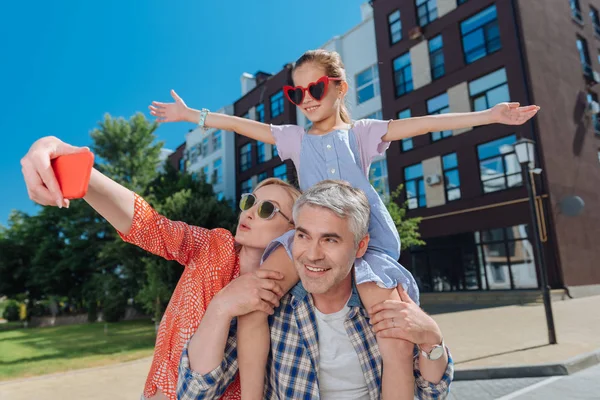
left=314, top=300, right=370, bottom=400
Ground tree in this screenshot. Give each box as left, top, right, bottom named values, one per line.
left=385, top=185, right=426, bottom=251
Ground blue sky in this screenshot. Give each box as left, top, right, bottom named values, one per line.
left=0, top=0, right=368, bottom=226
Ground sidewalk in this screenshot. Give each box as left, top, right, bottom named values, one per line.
left=1, top=295, right=598, bottom=399
left=436, top=295, right=600, bottom=376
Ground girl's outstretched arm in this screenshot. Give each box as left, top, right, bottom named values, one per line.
left=381, top=102, right=540, bottom=142
left=150, top=90, right=275, bottom=144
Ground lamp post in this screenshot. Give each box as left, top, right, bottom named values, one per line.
left=513, top=138, right=557, bottom=345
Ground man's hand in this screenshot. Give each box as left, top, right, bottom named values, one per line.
left=369, top=285, right=442, bottom=347
left=211, top=269, right=285, bottom=319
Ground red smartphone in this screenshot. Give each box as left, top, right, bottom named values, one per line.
left=51, top=151, right=95, bottom=199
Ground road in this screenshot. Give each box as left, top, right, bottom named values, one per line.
left=447, top=364, right=600, bottom=400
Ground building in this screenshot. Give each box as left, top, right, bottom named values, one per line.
left=157, top=148, right=174, bottom=173
left=370, top=0, right=600, bottom=297
left=234, top=68, right=298, bottom=198
left=167, top=142, right=187, bottom=173
left=185, top=105, right=237, bottom=202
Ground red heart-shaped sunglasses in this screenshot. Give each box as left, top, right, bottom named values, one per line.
left=283, top=76, right=342, bottom=106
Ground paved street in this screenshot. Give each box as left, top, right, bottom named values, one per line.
left=1, top=296, right=598, bottom=399
left=448, top=364, right=600, bottom=400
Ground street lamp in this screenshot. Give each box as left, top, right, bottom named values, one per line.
left=513, top=138, right=557, bottom=345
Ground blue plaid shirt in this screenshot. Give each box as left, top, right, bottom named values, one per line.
left=177, top=283, right=454, bottom=399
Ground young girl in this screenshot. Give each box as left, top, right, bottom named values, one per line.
left=150, top=49, right=539, bottom=399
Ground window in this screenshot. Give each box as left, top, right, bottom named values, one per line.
left=571, top=0, right=583, bottom=22
left=429, top=35, right=445, bottom=80
left=393, top=53, right=413, bottom=97
left=591, top=6, right=600, bottom=35
left=240, top=143, right=252, bottom=172
left=243, top=112, right=250, bottom=119
left=212, top=130, right=222, bottom=151
left=188, top=144, right=201, bottom=165
left=273, top=163, right=287, bottom=181
left=213, top=158, right=222, bottom=184
left=476, top=225, right=538, bottom=289
left=370, top=158, right=389, bottom=197
left=272, top=144, right=279, bottom=158
left=215, top=191, right=224, bottom=201
left=469, top=68, right=510, bottom=111
left=364, top=110, right=383, bottom=120
left=416, top=0, right=437, bottom=27
left=388, top=10, right=402, bottom=44
left=356, top=65, right=380, bottom=104
left=577, top=36, right=592, bottom=77
left=398, top=109, right=413, bottom=151
left=202, top=136, right=210, bottom=156
left=271, top=91, right=284, bottom=118
left=202, top=165, right=210, bottom=183
left=427, top=93, right=452, bottom=141
left=588, top=92, right=600, bottom=132
left=257, top=141, right=266, bottom=164
left=458, top=0, right=468, bottom=4
left=442, top=153, right=461, bottom=201
left=257, top=172, right=268, bottom=182
left=404, top=163, right=426, bottom=209
left=240, top=178, right=253, bottom=194
left=179, top=158, right=185, bottom=172
left=461, top=5, right=501, bottom=64
left=477, top=135, right=522, bottom=193
left=256, top=104, right=265, bottom=122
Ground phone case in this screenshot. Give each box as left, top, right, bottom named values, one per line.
left=51, top=151, right=95, bottom=199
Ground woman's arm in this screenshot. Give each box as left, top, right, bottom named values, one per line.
left=21, top=136, right=231, bottom=267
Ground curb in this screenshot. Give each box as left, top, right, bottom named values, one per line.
left=454, top=349, right=600, bottom=381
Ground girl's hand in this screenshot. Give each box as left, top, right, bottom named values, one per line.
left=149, top=90, right=189, bottom=123
left=491, top=102, right=540, bottom=125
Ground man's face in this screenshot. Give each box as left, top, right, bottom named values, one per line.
left=292, top=204, right=368, bottom=294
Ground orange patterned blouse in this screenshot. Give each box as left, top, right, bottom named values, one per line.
left=119, top=194, right=241, bottom=400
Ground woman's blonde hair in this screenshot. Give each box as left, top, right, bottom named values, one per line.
left=293, top=49, right=351, bottom=124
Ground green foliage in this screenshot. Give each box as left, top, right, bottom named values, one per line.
left=3, top=300, right=20, bottom=322
left=384, top=185, right=425, bottom=251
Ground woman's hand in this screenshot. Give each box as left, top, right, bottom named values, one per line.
left=20, top=136, right=89, bottom=208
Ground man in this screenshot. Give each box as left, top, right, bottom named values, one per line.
left=179, top=180, right=453, bottom=399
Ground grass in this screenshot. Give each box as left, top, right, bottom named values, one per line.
left=0, top=319, right=156, bottom=381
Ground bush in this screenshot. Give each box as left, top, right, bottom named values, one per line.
left=3, top=300, right=21, bottom=322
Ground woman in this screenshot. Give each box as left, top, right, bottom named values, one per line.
left=20, top=136, right=301, bottom=400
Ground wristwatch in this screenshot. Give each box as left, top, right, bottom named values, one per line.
left=418, top=338, right=445, bottom=361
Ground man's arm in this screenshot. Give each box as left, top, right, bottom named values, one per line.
left=177, top=321, right=239, bottom=400
left=413, top=347, right=454, bottom=400
left=178, top=270, right=284, bottom=398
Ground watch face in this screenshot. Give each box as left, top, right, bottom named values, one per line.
left=430, top=345, right=445, bottom=360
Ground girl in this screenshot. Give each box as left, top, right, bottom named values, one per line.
left=150, top=49, right=539, bottom=399
left=19, top=135, right=301, bottom=400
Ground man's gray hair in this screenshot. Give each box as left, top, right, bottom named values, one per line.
left=292, top=180, right=370, bottom=246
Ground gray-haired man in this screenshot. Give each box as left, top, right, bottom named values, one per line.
left=178, top=180, right=454, bottom=399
